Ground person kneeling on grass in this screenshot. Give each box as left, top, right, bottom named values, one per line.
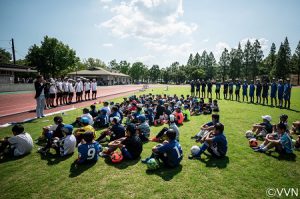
left=75, top=132, right=101, bottom=164
left=251, top=115, right=273, bottom=139
left=191, top=114, right=220, bottom=140
left=189, top=123, right=227, bottom=159
left=136, top=115, right=150, bottom=142
left=254, top=123, right=293, bottom=154
left=102, top=123, right=143, bottom=160
left=142, top=129, right=183, bottom=168
left=0, top=124, right=33, bottom=158
left=96, top=116, right=125, bottom=143
left=74, top=117, right=96, bottom=144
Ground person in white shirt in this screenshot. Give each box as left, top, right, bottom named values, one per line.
left=62, top=78, right=69, bottom=104
left=49, top=79, right=57, bottom=107
left=68, top=79, right=74, bottom=104
left=91, top=79, right=97, bottom=100
left=56, top=78, right=63, bottom=106
left=79, top=79, right=84, bottom=101
left=0, top=124, right=33, bottom=158
left=59, top=125, right=76, bottom=156
left=75, top=79, right=83, bottom=102
left=84, top=80, right=91, bottom=101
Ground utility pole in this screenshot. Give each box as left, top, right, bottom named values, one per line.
left=11, top=38, right=16, bottom=64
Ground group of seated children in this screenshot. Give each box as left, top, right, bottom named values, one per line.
left=245, top=114, right=300, bottom=155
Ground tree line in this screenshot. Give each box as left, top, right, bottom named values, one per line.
left=0, top=36, right=299, bottom=84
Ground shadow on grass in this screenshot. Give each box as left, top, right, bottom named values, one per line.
left=266, top=151, right=297, bottom=161
left=104, top=156, right=140, bottom=169
left=146, top=164, right=182, bottom=181
left=199, top=153, right=230, bottom=169
left=39, top=152, right=74, bottom=165
left=69, top=161, right=96, bottom=178
left=0, top=153, right=30, bottom=164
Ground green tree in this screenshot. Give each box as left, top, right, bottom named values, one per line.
left=149, top=65, right=160, bottom=83
left=243, top=40, right=252, bottom=79
left=193, top=52, right=201, bottom=67
left=219, top=48, right=230, bottom=81
left=250, top=39, right=263, bottom=80
left=118, top=60, right=130, bottom=74
left=187, top=53, right=193, bottom=66
left=274, top=43, right=288, bottom=79
left=128, top=62, right=144, bottom=82
left=0, top=48, right=12, bottom=64
left=291, top=41, right=300, bottom=84
left=83, top=58, right=106, bottom=69
left=206, top=52, right=216, bottom=80
left=264, top=43, right=276, bottom=77
left=26, top=36, right=79, bottom=77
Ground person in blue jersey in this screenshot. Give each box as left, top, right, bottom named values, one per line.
left=96, top=116, right=125, bottom=143
left=94, top=109, right=109, bottom=129
left=223, top=80, right=228, bottom=99
left=242, top=80, right=248, bottom=102
left=190, top=80, right=195, bottom=97
left=196, top=79, right=201, bottom=98
left=249, top=80, right=255, bottom=103
left=76, top=132, right=101, bottom=164
left=189, top=123, right=227, bottom=159
left=262, top=80, right=269, bottom=105
left=255, top=79, right=262, bottom=104
left=270, top=78, right=278, bottom=107
left=235, top=79, right=241, bottom=102
left=228, top=79, right=234, bottom=100
left=142, top=129, right=183, bottom=168
left=207, top=80, right=213, bottom=98
left=215, top=80, right=221, bottom=100
left=277, top=79, right=284, bottom=108
left=283, top=78, right=292, bottom=109
left=254, top=123, right=293, bottom=155
left=201, top=80, right=206, bottom=98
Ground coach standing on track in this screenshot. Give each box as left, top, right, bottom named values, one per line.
left=34, top=75, right=46, bottom=118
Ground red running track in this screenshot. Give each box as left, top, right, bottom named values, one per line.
left=0, top=85, right=154, bottom=125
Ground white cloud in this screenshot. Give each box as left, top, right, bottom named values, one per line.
left=214, top=42, right=230, bottom=59
left=100, top=0, right=197, bottom=40
left=102, top=43, right=113, bottom=47
left=239, top=37, right=269, bottom=51
left=144, top=41, right=192, bottom=56
left=129, top=54, right=155, bottom=64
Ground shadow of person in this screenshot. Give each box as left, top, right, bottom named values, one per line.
left=265, top=151, right=297, bottom=162
left=39, top=152, right=74, bottom=166
left=104, top=156, right=141, bottom=169
left=0, top=153, right=30, bottom=164
left=146, top=164, right=182, bottom=181
left=199, top=153, right=230, bottom=169
left=69, top=161, right=96, bottom=178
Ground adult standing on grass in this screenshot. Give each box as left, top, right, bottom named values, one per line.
left=270, top=78, right=278, bottom=107
left=34, top=75, right=46, bottom=118
left=207, top=80, right=212, bottom=98
left=262, top=79, right=269, bottom=105
left=255, top=79, right=262, bottom=104
left=283, top=78, right=292, bottom=109
left=277, top=79, right=284, bottom=108
left=223, top=80, right=228, bottom=99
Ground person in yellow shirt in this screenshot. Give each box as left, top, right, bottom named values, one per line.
left=74, top=117, right=96, bottom=144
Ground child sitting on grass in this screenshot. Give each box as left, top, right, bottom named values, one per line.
left=39, top=116, right=64, bottom=141
left=75, top=132, right=101, bottom=164
left=292, top=121, right=300, bottom=135
left=189, top=123, right=227, bottom=159
left=211, top=99, right=219, bottom=112
left=173, top=107, right=184, bottom=125
left=136, top=115, right=150, bottom=142
left=0, top=124, right=33, bottom=158
left=151, top=115, right=180, bottom=142
left=104, top=123, right=143, bottom=160
left=254, top=123, right=293, bottom=154
left=251, top=115, right=273, bottom=139
left=182, top=105, right=191, bottom=121
left=72, top=108, right=94, bottom=127
left=93, top=109, right=109, bottom=129
left=96, top=116, right=125, bottom=143
left=89, top=105, right=98, bottom=118
left=142, top=129, right=183, bottom=168
left=74, top=117, right=96, bottom=144
left=191, top=114, right=220, bottom=140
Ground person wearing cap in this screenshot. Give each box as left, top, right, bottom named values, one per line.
left=91, top=79, right=97, bottom=100
left=105, top=123, right=143, bottom=160
left=223, top=80, right=229, bottom=100
left=254, top=123, right=293, bottom=154
left=277, top=79, right=284, bottom=108
left=207, top=80, right=212, bottom=98
left=76, top=132, right=101, bottom=164
left=136, top=115, right=150, bottom=142
left=182, top=104, right=191, bottom=121
left=62, top=78, right=69, bottom=105
left=249, top=80, right=255, bottom=103
left=215, top=80, right=220, bottom=100
left=283, top=78, right=292, bottom=109
left=142, top=129, right=183, bottom=168
left=252, top=115, right=273, bottom=138
left=235, top=79, right=241, bottom=102
left=58, top=124, right=76, bottom=156
left=255, top=79, right=262, bottom=104
left=262, top=79, right=269, bottom=105
left=189, top=123, right=227, bottom=159
left=96, top=116, right=125, bottom=143
left=74, top=117, right=96, bottom=144
left=94, top=109, right=109, bottom=129
left=75, top=78, right=83, bottom=102
left=242, top=80, right=248, bottom=102
left=67, top=79, right=75, bottom=104
left=270, top=78, right=277, bottom=107
left=228, top=79, right=234, bottom=100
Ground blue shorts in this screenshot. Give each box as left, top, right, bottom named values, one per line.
left=270, top=93, right=276, bottom=98
left=278, top=94, right=283, bottom=100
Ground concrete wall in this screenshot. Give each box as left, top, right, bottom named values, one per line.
left=0, top=84, right=34, bottom=92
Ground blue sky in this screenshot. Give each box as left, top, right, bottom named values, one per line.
left=1, top=0, right=300, bottom=67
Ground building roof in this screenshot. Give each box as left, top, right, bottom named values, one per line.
left=0, top=63, right=37, bottom=73
left=68, top=67, right=130, bottom=77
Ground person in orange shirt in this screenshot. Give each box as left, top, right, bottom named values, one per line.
left=172, top=107, right=184, bottom=125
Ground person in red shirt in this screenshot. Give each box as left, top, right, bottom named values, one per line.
left=173, top=107, right=184, bottom=125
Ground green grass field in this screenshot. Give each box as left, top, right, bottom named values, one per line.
left=0, top=86, right=299, bottom=199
